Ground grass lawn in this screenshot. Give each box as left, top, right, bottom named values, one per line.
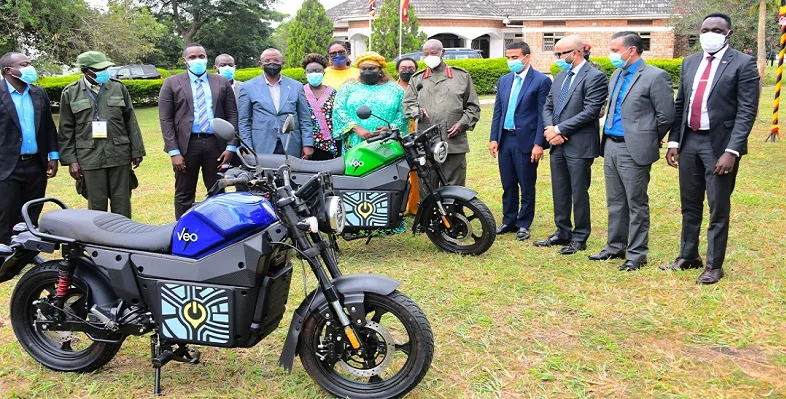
left=0, top=86, right=784, bottom=398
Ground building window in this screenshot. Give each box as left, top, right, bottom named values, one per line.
left=628, top=19, right=653, bottom=26
left=543, top=20, right=566, bottom=27
left=543, top=32, right=565, bottom=52
left=640, top=32, right=651, bottom=51
left=504, top=33, right=524, bottom=49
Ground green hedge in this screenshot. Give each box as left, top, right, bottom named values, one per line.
left=38, top=57, right=685, bottom=108
left=549, top=57, right=683, bottom=85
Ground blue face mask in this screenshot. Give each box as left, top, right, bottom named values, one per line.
left=555, top=58, right=572, bottom=71
left=94, top=69, right=111, bottom=84
left=218, top=66, right=235, bottom=80
left=16, top=65, right=38, bottom=84
left=330, top=54, right=347, bottom=67
left=507, top=59, right=525, bottom=73
left=609, top=47, right=633, bottom=69
left=188, top=59, right=208, bottom=75
left=306, top=72, right=324, bottom=87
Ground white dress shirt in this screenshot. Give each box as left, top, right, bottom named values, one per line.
left=669, top=45, right=739, bottom=156
left=265, top=75, right=282, bottom=112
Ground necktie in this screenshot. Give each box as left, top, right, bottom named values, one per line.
left=689, top=56, right=715, bottom=131
left=503, top=75, right=523, bottom=130
left=195, top=78, right=210, bottom=132
left=605, top=69, right=629, bottom=130
left=554, top=70, right=575, bottom=123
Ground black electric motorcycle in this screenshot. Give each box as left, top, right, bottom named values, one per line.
left=0, top=123, right=434, bottom=397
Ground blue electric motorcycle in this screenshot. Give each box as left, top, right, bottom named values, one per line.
left=0, top=120, right=434, bottom=398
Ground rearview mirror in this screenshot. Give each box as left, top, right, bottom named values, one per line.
left=210, top=118, right=236, bottom=142
left=282, top=114, right=294, bottom=134
left=356, top=105, right=371, bottom=120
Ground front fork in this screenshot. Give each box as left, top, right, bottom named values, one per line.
left=413, top=160, right=453, bottom=229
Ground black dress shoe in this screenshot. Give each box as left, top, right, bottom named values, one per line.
left=533, top=234, right=571, bottom=247
left=588, top=250, right=624, bottom=261
left=696, top=267, right=724, bottom=284
left=516, top=227, right=531, bottom=241
left=558, top=242, right=586, bottom=255
left=618, top=259, right=647, bottom=271
left=496, top=224, right=517, bottom=234
left=659, top=257, right=703, bottom=271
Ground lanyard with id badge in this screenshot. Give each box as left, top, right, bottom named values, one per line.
left=86, top=85, right=108, bottom=139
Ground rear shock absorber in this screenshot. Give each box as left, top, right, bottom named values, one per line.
left=55, top=259, right=75, bottom=309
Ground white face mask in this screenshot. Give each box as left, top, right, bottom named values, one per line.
left=424, top=55, right=442, bottom=69
left=700, top=32, right=728, bottom=54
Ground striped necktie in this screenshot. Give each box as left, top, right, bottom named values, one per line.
left=554, top=70, right=575, bottom=123
left=195, top=78, right=210, bottom=132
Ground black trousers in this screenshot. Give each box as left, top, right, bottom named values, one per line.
left=678, top=131, right=739, bottom=270
left=174, top=135, right=222, bottom=220
left=0, top=158, right=47, bottom=244
left=498, top=134, right=538, bottom=229
left=549, top=146, right=594, bottom=243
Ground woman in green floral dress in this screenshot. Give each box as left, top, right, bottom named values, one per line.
left=332, top=51, right=406, bottom=153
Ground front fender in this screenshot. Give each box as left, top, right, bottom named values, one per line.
left=413, top=185, right=478, bottom=232
left=278, top=273, right=400, bottom=372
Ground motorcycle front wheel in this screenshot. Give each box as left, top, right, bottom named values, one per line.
left=425, top=197, right=496, bottom=255
left=10, top=261, right=123, bottom=372
left=298, top=291, right=434, bottom=399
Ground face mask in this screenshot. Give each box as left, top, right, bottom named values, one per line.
left=306, top=72, right=324, bottom=86
left=330, top=54, right=347, bottom=67
left=700, top=32, right=728, bottom=54
left=608, top=47, right=633, bottom=69
left=424, top=55, right=442, bottom=69
left=360, top=70, right=381, bottom=85
left=263, top=63, right=282, bottom=77
left=94, top=70, right=111, bottom=84
left=218, top=66, right=235, bottom=80
left=15, top=65, right=38, bottom=84
left=507, top=59, right=525, bottom=73
left=398, top=70, right=415, bottom=82
left=188, top=59, right=208, bottom=75
left=555, top=58, right=572, bottom=71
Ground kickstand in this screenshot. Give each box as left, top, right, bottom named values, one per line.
left=150, top=334, right=202, bottom=396
left=365, top=235, right=373, bottom=245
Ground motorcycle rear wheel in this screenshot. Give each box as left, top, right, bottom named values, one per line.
left=10, top=261, right=123, bottom=372
left=298, top=291, right=434, bottom=399
left=425, top=197, right=496, bottom=255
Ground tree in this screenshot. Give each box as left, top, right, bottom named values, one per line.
left=751, top=0, right=780, bottom=81
left=196, top=4, right=284, bottom=67
left=86, top=0, right=166, bottom=65
left=145, top=0, right=273, bottom=45
left=271, top=19, right=292, bottom=54
left=369, top=0, right=427, bottom=61
left=286, top=0, right=333, bottom=66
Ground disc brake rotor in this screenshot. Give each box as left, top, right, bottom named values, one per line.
left=337, top=321, right=397, bottom=378
left=440, top=212, right=472, bottom=244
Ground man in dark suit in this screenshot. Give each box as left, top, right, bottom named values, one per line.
left=662, top=14, right=760, bottom=284
left=536, top=35, right=608, bottom=255
left=0, top=52, right=59, bottom=244
left=159, top=43, right=239, bottom=219
left=588, top=32, right=675, bottom=271
left=489, top=41, right=552, bottom=241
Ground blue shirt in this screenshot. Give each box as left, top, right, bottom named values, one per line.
left=606, top=58, right=643, bottom=137
left=6, top=80, right=59, bottom=160
left=167, top=72, right=236, bottom=156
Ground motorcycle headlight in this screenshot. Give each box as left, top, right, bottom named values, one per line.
left=431, top=141, right=449, bottom=164
left=322, top=196, right=346, bottom=234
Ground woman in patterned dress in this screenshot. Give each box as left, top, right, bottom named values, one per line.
left=301, top=53, right=338, bottom=160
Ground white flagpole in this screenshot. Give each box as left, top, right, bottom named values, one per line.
left=398, top=0, right=403, bottom=59
left=369, top=13, right=373, bottom=52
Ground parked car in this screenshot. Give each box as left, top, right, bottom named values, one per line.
left=109, top=64, right=162, bottom=80
left=393, top=48, right=483, bottom=63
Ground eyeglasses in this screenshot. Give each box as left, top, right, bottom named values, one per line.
left=329, top=51, right=347, bottom=56
left=553, top=49, right=576, bottom=58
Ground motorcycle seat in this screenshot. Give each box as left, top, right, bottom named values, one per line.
left=39, top=209, right=175, bottom=253
left=243, top=153, right=345, bottom=175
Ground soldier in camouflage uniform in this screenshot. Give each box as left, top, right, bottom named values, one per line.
left=59, top=51, right=145, bottom=218
left=403, top=39, right=481, bottom=190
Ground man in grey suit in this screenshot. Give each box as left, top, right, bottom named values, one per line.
left=214, top=53, right=242, bottom=99
left=588, top=32, right=675, bottom=271
left=662, top=13, right=760, bottom=284
left=535, top=35, right=608, bottom=255
left=238, top=48, right=314, bottom=158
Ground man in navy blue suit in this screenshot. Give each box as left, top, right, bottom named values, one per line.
left=489, top=41, right=552, bottom=241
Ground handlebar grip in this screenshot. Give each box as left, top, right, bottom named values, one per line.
left=366, top=132, right=387, bottom=143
